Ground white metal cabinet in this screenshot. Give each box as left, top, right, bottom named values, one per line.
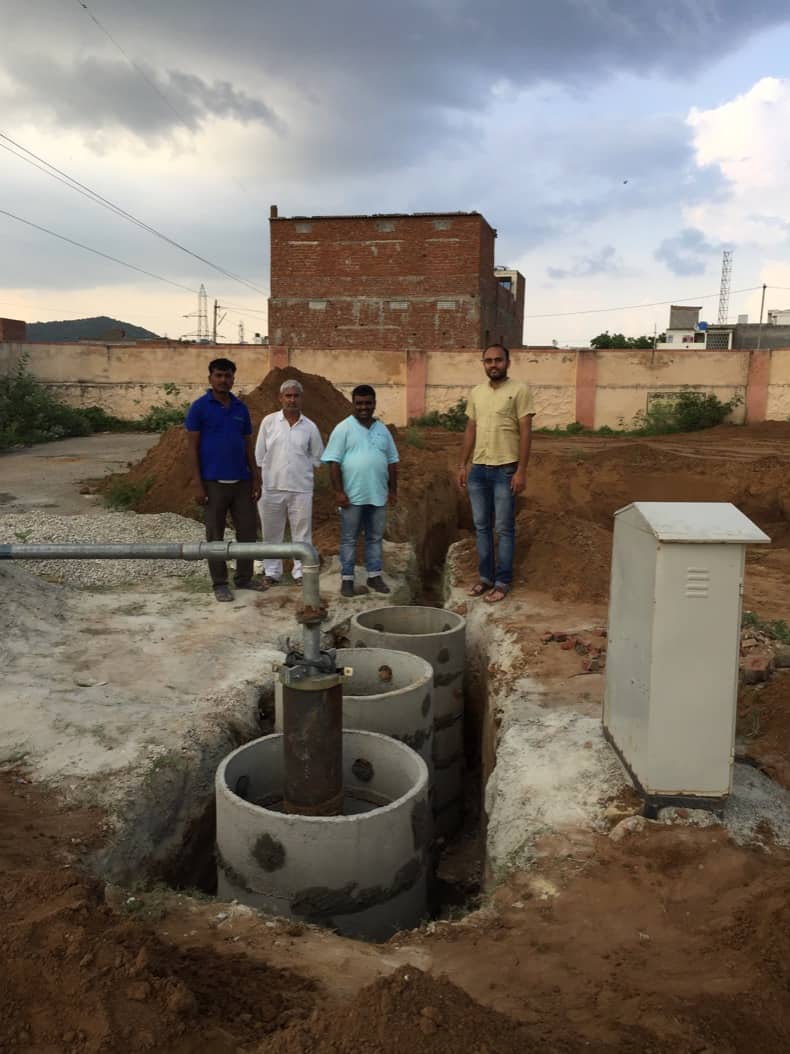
left=603, top=502, right=770, bottom=809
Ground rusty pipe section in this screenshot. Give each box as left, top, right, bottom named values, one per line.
left=282, top=674, right=344, bottom=816
left=0, top=540, right=323, bottom=662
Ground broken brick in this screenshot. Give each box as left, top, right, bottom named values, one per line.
left=560, top=637, right=576, bottom=651
left=540, top=632, right=554, bottom=644
left=740, top=654, right=774, bottom=685
left=581, top=656, right=605, bottom=673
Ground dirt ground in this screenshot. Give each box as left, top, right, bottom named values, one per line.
left=4, top=394, right=790, bottom=1052
left=4, top=771, right=790, bottom=1053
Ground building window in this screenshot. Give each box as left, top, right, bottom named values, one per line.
left=375, top=220, right=395, bottom=232
left=433, top=219, right=451, bottom=231
left=388, top=301, right=408, bottom=311
left=437, top=300, right=457, bottom=310
left=664, top=334, right=674, bottom=343
left=497, top=277, right=513, bottom=291
left=294, top=222, right=313, bottom=233
left=308, top=300, right=327, bottom=310
left=706, top=331, right=732, bottom=350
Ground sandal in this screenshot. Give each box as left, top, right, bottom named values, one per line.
left=484, top=587, right=508, bottom=604
left=213, top=584, right=234, bottom=602
left=468, top=582, right=491, bottom=597
left=235, top=578, right=268, bottom=592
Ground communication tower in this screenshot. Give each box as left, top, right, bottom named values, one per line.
left=717, top=250, right=733, bottom=325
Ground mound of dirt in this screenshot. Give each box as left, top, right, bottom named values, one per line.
left=115, top=367, right=353, bottom=521
left=258, top=965, right=535, bottom=1054
left=518, top=510, right=613, bottom=602
left=242, top=366, right=353, bottom=441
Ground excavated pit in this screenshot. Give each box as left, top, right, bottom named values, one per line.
left=138, top=473, right=491, bottom=935
left=157, top=615, right=489, bottom=931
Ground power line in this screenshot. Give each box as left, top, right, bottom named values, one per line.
left=0, top=132, right=266, bottom=295
left=72, top=0, right=251, bottom=198
left=0, top=208, right=198, bottom=293
left=525, top=286, right=762, bottom=320
left=221, top=301, right=270, bottom=318
left=73, top=0, right=193, bottom=131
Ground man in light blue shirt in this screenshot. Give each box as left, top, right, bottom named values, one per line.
left=322, top=384, right=399, bottom=598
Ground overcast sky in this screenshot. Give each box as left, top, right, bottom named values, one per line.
left=2, top=0, right=790, bottom=346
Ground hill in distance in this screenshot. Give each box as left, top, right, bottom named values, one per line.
left=27, top=316, right=161, bottom=342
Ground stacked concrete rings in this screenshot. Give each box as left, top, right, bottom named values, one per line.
left=350, top=607, right=466, bottom=836
left=216, top=730, right=430, bottom=941
left=274, top=648, right=434, bottom=773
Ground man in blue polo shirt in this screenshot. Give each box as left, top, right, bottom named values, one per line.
left=322, top=384, right=399, bottom=598
left=185, top=358, right=264, bottom=602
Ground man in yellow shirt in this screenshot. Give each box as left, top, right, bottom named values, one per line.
left=457, top=344, right=535, bottom=603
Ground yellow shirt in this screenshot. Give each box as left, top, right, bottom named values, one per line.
left=467, top=378, right=535, bottom=465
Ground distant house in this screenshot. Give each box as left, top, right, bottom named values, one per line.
left=655, top=306, right=706, bottom=349
left=655, top=304, right=790, bottom=351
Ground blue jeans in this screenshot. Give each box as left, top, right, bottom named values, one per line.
left=340, top=504, right=387, bottom=579
left=467, top=463, right=517, bottom=590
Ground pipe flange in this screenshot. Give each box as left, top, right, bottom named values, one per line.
left=295, top=603, right=328, bottom=626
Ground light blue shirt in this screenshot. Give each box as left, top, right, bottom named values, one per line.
left=321, top=416, right=399, bottom=507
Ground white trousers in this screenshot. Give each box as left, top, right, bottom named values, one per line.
left=257, top=489, right=314, bottom=580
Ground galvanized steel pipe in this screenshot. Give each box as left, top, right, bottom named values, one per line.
left=0, top=540, right=323, bottom=662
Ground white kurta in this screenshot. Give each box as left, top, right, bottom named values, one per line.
left=254, top=411, right=324, bottom=580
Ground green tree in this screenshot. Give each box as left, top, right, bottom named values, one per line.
left=589, top=331, right=658, bottom=349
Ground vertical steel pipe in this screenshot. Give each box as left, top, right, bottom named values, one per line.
left=281, top=672, right=344, bottom=816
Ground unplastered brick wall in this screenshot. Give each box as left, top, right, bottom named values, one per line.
left=268, top=212, right=514, bottom=350
left=0, top=317, right=27, bottom=341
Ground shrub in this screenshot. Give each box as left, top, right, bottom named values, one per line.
left=0, top=354, right=93, bottom=449
left=138, top=400, right=190, bottom=432
left=634, top=392, right=739, bottom=435
left=80, top=405, right=137, bottom=432
left=413, top=398, right=468, bottom=432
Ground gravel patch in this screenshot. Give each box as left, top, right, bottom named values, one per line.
left=0, top=511, right=207, bottom=587
left=723, top=762, right=790, bottom=848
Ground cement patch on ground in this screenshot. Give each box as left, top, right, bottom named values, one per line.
left=1, top=539, right=416, bottom=883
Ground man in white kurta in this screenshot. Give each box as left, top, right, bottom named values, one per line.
left=255, top=379, right=324, bottom=583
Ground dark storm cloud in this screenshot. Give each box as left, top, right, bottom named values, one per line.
left=547, top=246, right=622, bottom=281
left=5, top=0, right=790, bottom=141
left=4, top=54, right=282, bottom=138
left=654, top=228, right=722, bottom=275
left=118, top=0, right=790, bottom=99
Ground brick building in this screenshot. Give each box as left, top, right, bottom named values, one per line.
left=0, top=317, right=27, bottom=342
left=267, top=208, right=524, bottom=350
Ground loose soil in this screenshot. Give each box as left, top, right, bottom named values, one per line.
left=738, top=671, right=790, bottom=791
left=4, top=773, right=790, bottom=1052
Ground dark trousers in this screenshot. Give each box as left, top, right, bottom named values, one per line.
left=204, top=480, right=258, bottom=586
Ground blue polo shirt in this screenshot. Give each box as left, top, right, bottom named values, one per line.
left=321, top=416, right=399, bottom=506
left=184, top=390, right=252, bottom=481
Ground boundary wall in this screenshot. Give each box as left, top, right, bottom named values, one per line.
left=2, top=341, right=790, bottom=428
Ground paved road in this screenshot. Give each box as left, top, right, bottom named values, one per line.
left=0, top=433, right=160, bottom=515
